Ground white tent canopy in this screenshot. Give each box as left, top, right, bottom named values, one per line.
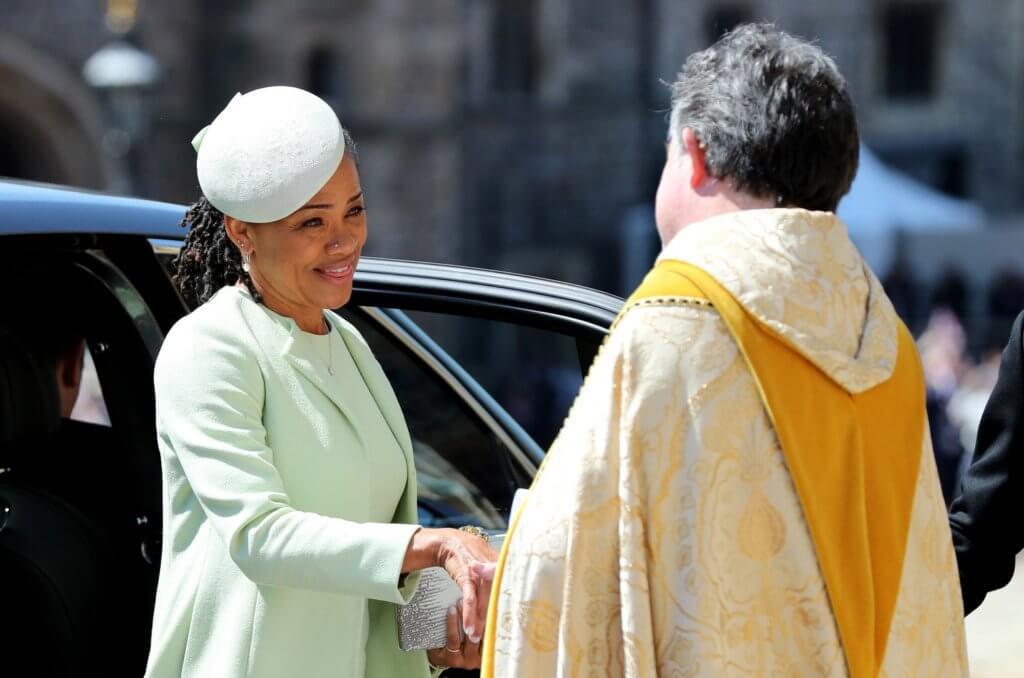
left=838, top=145, right=985, bottom=275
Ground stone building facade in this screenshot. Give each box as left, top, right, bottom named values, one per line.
left=2, top=0, right=1022, bottom=294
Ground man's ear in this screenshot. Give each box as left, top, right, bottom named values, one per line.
left=681, top=128, right=708, bottom=189
left=58, top=339, right=87, bottom=391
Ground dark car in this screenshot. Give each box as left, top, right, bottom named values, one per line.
left=0, top=179, right=622, bottom=676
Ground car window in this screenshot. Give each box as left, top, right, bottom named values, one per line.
left=338, top=308, right=530, bottom=530
left=403, top=311, right=584, bottom=450
left=69, top=346, right=111, bottom=427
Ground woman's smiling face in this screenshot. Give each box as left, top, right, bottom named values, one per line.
left=225, top=154, right=367, bottom=331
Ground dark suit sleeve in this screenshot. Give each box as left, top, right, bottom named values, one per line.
left=949, top=310, right=1024, bottom=614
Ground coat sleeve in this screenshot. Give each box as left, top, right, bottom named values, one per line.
left=949, top=310, right=1024, bottom=614
left=154, top=318, right=419, bottom=605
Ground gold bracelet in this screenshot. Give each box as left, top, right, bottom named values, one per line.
left=459, top=525, right=488, bottom=542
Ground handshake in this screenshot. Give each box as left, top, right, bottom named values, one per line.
left=399, top=530, right=499, bottom=670
left=399, top=490, right=526, bottom=669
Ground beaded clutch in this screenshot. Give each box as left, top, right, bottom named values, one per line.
left=398, top=533, right=506, bottom=652
left=399, top=489, right=528, bottom=652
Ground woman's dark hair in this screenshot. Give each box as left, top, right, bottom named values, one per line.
left=172, top=197, right=257, bottom=308
left=669, top=23, right=859, bottom=212
left=173, top=128, right=358, bottom=307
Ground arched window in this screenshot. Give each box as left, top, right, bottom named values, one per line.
left=307, top=45, right=346, bottom=106
left=705, top=5, right=752, bottom=45
left=492, top=0, right=539, bottom=96
left=883, top=3, right=943, bottom=101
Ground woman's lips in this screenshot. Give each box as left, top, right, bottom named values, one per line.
left=314, top=262, right=354, bottom=284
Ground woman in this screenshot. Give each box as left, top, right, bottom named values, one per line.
left=145, top=86, right=494, bottom=678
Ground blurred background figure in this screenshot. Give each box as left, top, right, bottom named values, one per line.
left=931, top=269, right=971, bottom=327
left=881, top=252, right=917, bottom=332
left=918, top=307, right=969, bottom=506
left=986, top=269, right=1024, bottom=348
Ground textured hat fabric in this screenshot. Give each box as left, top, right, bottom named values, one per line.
left=193, top=86, right=345, bottom=223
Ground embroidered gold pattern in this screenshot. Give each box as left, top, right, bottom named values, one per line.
left=489, top=210, right=966, bottom=677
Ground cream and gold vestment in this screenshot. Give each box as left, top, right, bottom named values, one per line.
left=483, top=209, right=967, bottom=677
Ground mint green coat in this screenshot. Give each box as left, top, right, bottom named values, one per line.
left=145, top=286, right=430, bottom=678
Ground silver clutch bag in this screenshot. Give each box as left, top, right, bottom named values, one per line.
left=397, top=566, right=463, bottom=651
left=398, top=533, right=506, bottom=652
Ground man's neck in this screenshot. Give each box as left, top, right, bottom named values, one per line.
left=664, top=191, right=777, bottom=246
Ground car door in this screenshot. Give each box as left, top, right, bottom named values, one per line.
left=343, top=258, right=622, bottom=532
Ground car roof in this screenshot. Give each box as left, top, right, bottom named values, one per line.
left=0, top=179, right=185, bottom=238
left=0, top=179, right=624, bottom=318
left=354, top=258, right=623, bottom=320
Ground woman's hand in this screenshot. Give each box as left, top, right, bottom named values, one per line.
left=403, top=527, right=497, bottom=644
left=426, top=605, right=483, bottom=670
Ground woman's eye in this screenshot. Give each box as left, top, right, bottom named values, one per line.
left=346, top=206, right=366, bottom=218
left=301, top=218, right=323, bottom=228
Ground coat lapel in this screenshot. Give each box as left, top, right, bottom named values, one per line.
left=282, top=337, right=363, bottom=432
left=237, top=295, right=362, bottom=430
left=332, top=315, right=415, bottom=459
left=235, top=292, right=418, bottom=524
left=331, top=315, right=420, bottom=525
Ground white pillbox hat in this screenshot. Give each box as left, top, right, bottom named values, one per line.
left=192, top=86, right=345, bottom=223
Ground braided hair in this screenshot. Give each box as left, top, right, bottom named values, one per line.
left=172, top=197, right=259, bottom=308
left=173, top=129, right=358, bottom=308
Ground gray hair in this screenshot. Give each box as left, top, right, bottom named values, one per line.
left=668, top=23, right=859, bottom=212
left=342, top=126, right=359, bottom=164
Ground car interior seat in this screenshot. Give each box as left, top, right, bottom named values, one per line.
left=0, top=253, right=164, bottom=676
left=0, top=326, right=122, bottom=675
